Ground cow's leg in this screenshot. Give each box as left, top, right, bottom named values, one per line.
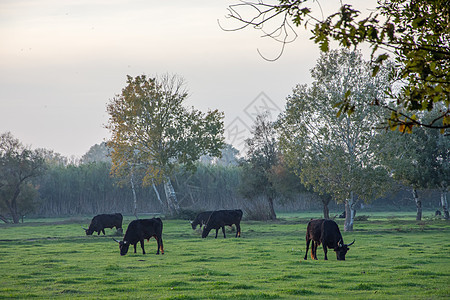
left=222, top=226, right=227, bottom=238
left=97, top=230, right=101, bottom=235
left=215, top=229, right=219, bottom=238
left=323, top=244, right=328, bottom=260
left=159, top=236, right=164, bottom=255
left=102, top=229, right=105, bottom=235
left=304, top=238, right=310, bottom=260
left=153, top=235, right=159, bottom=255
left=236, top=223, right=241, bottom=237
left=312, top=241, right=318, bottom=260
left=140, top=239, right=146, bottom=255
left=134, top=243, right=137, bottom=253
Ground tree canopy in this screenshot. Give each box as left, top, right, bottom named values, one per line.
left=106, top=74, right=225, bottom=215
left=0, top=132, right=45, bottom=223
left=376, top=107, right=450, bottom=219
left=239, top=113, right=279, bottom=220
left=276, top=49, right=393, bottom=231
left=223, top=0, right=450, bottom=132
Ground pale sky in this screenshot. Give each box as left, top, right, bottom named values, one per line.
left=0, top=0, right=375, bottom=158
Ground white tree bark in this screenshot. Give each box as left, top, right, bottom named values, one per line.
left=441, top=188, right=449, bottom=220
left=164, top=177, right=180, bottom=215
left=130, top=175, right=138, bottom=219
left=413, top=188, right=422, bottom=221
left=152, top=179, right=165, bottom=211
left=344, top=191, right=356, bottom=232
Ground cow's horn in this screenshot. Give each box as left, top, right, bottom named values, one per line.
left=112, top=238, right=120, bottom=243
left=82, top=226, right=88, bottom=230
left=346, top=239, right=355, bottom=246
left=189, top=221, right=193, bottom=224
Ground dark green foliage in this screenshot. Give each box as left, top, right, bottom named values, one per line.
left=0, top=132, right=46, bottom=223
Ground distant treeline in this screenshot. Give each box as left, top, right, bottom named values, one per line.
left=34, top=162, right=244, bottom=217
left=33, top=162, right=440, bottom=218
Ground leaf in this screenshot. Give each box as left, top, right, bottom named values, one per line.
left=320, top=39, right=329, bottom=52
left=334, top=101, right=344, bottom=108
left=375, top=53, right=388, bottom=64
left=372, top=65, right=380, bottom=77
left=344, top=90, right=351, bottom=99
left=406, top=124, right=413, bottom=134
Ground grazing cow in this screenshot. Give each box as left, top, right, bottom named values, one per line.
left=191, top=211, right=213, bottom=230
left=339, top=210, right=356, bottom=219
left=435, top=210, right=442, bottom=216
left=83, top=213, right=123, bottom=235
left=114, top=218, right=164, bottom=256
left=202, top=209, right=243, bottom=238
left=304, top=219, right=355, bottom=261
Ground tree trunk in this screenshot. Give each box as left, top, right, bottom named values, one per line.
left=441, top=188, right=449, bottom=220
left=8, top=184, right=22, bottom=224
left=344, top=192, right=355, bottom=232
left=164, top=177, right=180, bottom=216
left=323, top=202, right=330, bottom=219
left=413, top=188, right=422, bottom=221
left=322, top=196, right=331, bottom=219
left=267, top=197, right=277, bottom=220
left=152, top=180, right=165, bottom=212
left=130, top=175, right=138, bottom=219
left=0, top=214, right=10, bottom=224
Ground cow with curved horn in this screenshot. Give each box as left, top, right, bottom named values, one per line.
left=113, top=218, right=164, bottom=256
left=304, top=219, right=355, bottom=261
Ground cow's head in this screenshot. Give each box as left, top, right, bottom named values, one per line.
left=113, top=238, right=130, bottom=256
left=82, top=226, right=93, bottom=235
left=201, top=226, right=211, bottom=238
left=334, top=239, right=355, bottom=260
left=190, top=221, right=198, bottom=230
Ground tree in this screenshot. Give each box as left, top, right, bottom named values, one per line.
left=199, top=144, right=240, bottom=166
left=81, top=142, right=112, bottom=164
left=239, top=113, right=279, bottom=220
left=0, top=132, right=45, bottom=223
left=377, top=107, right=450, bottom=220
left=106, top=74, right=225, bottom=216
left=223, top=0, right=450, bottom=132
left=276, top=49, right=393, bottom=231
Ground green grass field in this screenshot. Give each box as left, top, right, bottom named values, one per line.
left=1, top=212, right=449, bottom=299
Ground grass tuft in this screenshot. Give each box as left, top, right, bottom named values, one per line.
left=284, top=288, right=316, bottom=295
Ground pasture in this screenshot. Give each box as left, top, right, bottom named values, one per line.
left=1, top=212, right=449, bottom=299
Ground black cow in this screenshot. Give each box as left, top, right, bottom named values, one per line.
left=202, top=209, right=243, bottom=238
left=339, top=210, right=356, bottom=219
left=304, top=219, right=355, bottom=261
left=114, top=218, right=164, bottom=256
left=83, top=213, right=123, bottom=235
left=191, top=211, right=213, bottom=230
